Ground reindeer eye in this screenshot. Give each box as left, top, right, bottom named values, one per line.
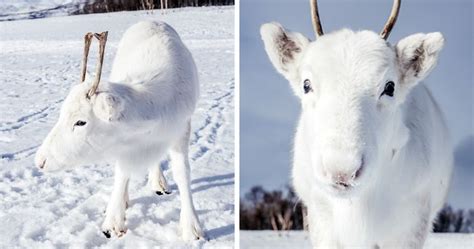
left=381, top=81, right=395, bottom=97
left=303, top=79, right=312, bottom=94
left=74, top=120, right=87, bottom=126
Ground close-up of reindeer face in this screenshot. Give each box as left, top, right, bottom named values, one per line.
left=261, top=0, right=444, bottom=196
left=34, top=32, right=123, bottom=171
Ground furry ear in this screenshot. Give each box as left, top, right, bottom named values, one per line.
left=396, top=32, right=444, bottom=88
left=260, top=22, right=310, bottom=83
left=92, top=92, right=124, bottom=122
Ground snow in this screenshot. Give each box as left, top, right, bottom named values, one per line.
left=240, top=231, right=474, bottom=249
left=0, top=0, right=86, bottom=21
left=0, top=6, right=234, bottom=248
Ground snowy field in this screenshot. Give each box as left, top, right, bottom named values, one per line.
left=0, top=6, right=234, bottom=248
left=240, top=231, right=474, bottom=249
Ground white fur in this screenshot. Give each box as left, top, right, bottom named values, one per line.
left=261, top=22, right=453, bottom=248
left=35, top=21, right=204, bottom=240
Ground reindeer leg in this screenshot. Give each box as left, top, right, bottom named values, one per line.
left=148, top=163, right=171, bottom=195
left=169, top=121, right=205, bottom=241
left=102, top=163, right=129, bottom=238
left=124, top=179, right=129, bottom=209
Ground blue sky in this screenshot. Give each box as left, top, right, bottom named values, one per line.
left=240, top=0, right=473, bottom=209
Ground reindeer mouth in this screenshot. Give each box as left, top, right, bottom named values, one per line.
left=335, top=181, right=350, bottom=189
left=331, top=181, right=354, bottom=191
left=328, top=179, right=361, bottom=197
left=328, top=184, right=357, bottom=198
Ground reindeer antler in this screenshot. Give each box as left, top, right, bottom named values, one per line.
left=380, top=0, right=401, bottom=40
left=80, top=31, right=108, bottom=98
left=310, top=0, right=401, bottom=40
left=310, top=0, right=324, bottom=38
left=87, top=31, right=108, bottom=98
left=80, top=33, right=94, bottom=83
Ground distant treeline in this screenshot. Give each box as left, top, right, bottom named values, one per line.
left=240, top=186, right=306, bottom=231
left=75, top=0, right=234, bottom=14
left=240, top=186, right=474, bottom=233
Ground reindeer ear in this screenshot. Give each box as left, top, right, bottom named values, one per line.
left=93, top=92, right=124, bottom=122
left=260, top=22, right=310, bottom=83
left=396, top=32, right=444, bottom=88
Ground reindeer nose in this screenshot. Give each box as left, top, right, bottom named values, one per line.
left=324, top=153, right=365, bottom=188
left=37, top=159, right=46, bottom=169
left=333, top=173, right=351, bottom=188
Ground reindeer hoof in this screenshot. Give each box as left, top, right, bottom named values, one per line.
left=102, top=230, right=111, bottom=238
left=156, top=191, right=163, bottom=195
left=117, top=230, right=126, bottom=237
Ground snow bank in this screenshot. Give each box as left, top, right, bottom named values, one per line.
left=240, top=231, right=474, bottom=249
left=0, top=6, right=234, bottom=248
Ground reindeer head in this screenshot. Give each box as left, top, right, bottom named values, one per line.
left=35, top=32, right=125, bottom=171
left=261, top=0, right=444, bottom=195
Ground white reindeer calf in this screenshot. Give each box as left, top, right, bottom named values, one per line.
left=261, top=0, right=453, bottom=248
left=35, top=21, right=205, bottom=240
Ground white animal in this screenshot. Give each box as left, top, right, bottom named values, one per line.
left=34, top=21, right=205, bottom=241
left=260, top=0, right=453, bottom=248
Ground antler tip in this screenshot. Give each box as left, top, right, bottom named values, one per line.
left=380, top=0, right=401, bottom=40
left=310, top=0, right=324, bottom=38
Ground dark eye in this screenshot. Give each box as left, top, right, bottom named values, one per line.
left=381, top=81, right=395, bottom=97
left=303, top=79, right=312, bottom=94
left=74, top=120, right=87, bottom=126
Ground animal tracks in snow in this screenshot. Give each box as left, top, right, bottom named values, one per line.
left=0, top=145, right=39, bottom=161
left=0, top=99, right=62, bottom=132
left=191, top=80, right=234, bottom=162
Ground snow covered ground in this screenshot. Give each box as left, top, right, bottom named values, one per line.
left=240, top=231, right=474, bottom=249
left=0, top=6, right=234, bottom=248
